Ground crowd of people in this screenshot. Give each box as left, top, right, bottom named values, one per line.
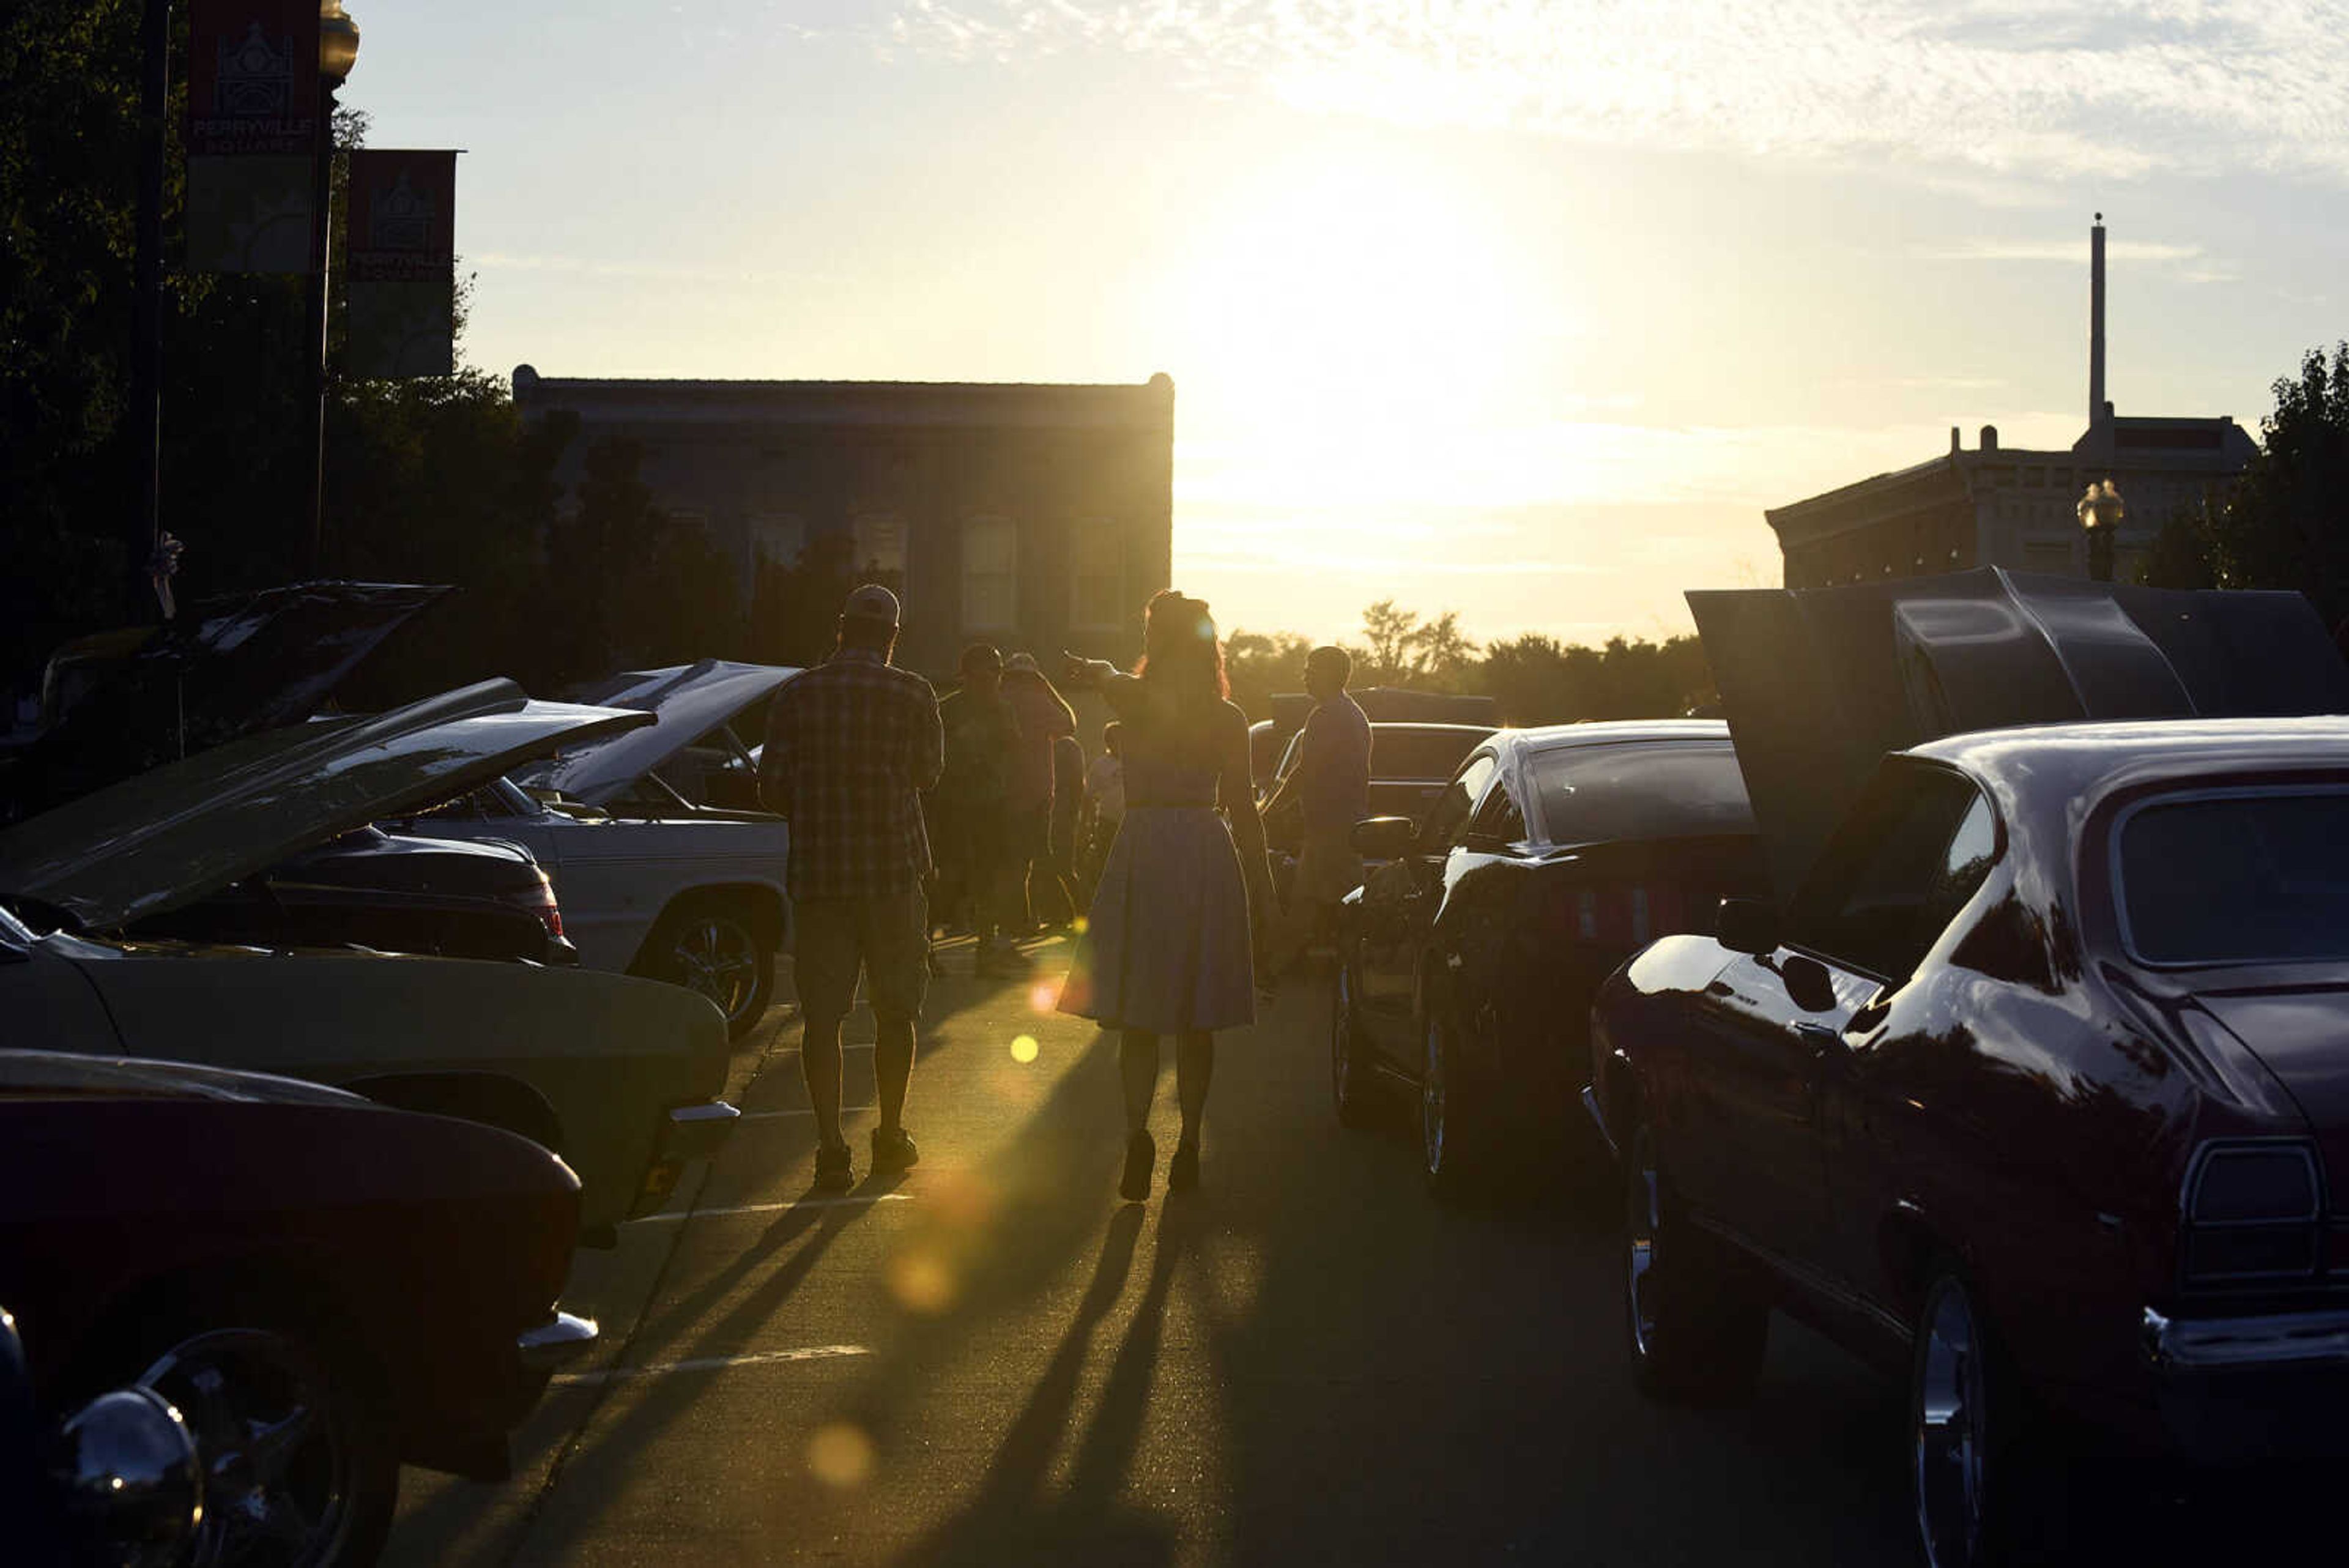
left=758, top=583, right=1371, bottom=1201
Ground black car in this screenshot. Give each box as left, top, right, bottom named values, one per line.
left=1332, top=720, right=1764, bottom=1195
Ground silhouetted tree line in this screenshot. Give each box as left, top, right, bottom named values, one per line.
left=2140, top=343, right=2349, bottom=629
left=1225, top=602, right=1718, bottom=726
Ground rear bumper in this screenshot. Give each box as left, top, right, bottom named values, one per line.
left=2143, top=1306, right=2349, bottom=1462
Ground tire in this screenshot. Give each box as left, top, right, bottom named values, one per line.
left=1330, top=954, right=1371, bottom=1129
left=1420, top=999, right=1478, bottom=1202
left=1911, top=1268, right=2035, bottom=1568
left=1622, top=1123, right=1768, bottom=1403
left=640, top=898, right=774, bottom=1038
left=131, top=1313, right=398, bottom=1567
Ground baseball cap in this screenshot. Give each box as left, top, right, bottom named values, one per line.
left=842, top=584, right=900, bottom=625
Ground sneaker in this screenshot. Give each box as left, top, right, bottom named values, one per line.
left=1167, top=1143, right=1200, bottom=1194
left=871, top=1125, right=919, bottom=1174
left=812, top=1142, right=854, bottom=1194
left=1119, top=1129, right=1155, bottom=1203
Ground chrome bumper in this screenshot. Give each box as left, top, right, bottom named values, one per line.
left=664, top=1100, right=741, bottom=1159
left=2142, top=1305, right=2349, bottom=1371
left=516, top=1311, right=599, bottom=1372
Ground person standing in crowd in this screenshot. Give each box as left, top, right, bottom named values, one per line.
left=759, top=585, right=942, bottom=1192
left=1077, top=721, right=1124, bottom=893
left=1257, top=645, right=1371, bottom=978
left=1058, top=592, right=1275, bottom=1202
left=1001, top=652, right=1078, bottom=934
left=936, top=642, right=1026, bottom=977
left=1042, top=730, right=1085, bottom=930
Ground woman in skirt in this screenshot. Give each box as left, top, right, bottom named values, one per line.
left=1059, top=591, right=1275, bottom=1200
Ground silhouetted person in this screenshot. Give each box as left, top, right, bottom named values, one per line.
left=937, top=642, right=1026, bottom=976
left=1077, top=720, right=1124, bottom=890
left=1059, top=592, right=1275, bottom=1200
left=1002, top=652, right=1078, bottom=932
left=760, top=585, right=943, bottom=1191
left=1039, top=729, right=1085, bottom=929
left=1258, top=644, right=1370, bottom=977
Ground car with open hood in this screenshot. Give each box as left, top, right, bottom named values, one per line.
left=0, top=678, right=740, bottom=1243
left=390, top=659, right=802, bottom=1036
left=0, top=1049, right=598, bottom=1567
left=1584, top=569, right=2349, bottom=1568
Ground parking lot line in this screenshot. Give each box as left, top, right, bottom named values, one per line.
left=552, top=1344, right=871, bottom=1385
left=737, top=1105, right=878, bottom=1120
left=629, top=1192, right=916, bottom=1224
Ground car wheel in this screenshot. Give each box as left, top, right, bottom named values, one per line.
left=1420, top=1002, right=1476, bottom=1201
left=136, top=1321, right=396, bottom=1568
left=1330, top=954, right=1371, bottom=1129
left=1623, top=1122, right=1767, bottom=1403
left=644, top=901, right=774, bottom=1038
left=1912, top=1269, right=2032, bottom=1568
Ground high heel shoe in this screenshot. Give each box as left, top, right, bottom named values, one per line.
left=1119, top=1129, right=1155, bottom=1203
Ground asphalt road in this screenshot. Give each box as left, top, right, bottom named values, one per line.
left=383, top=937, right=2316, bottom=1568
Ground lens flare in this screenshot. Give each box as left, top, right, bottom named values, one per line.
left=807, top=1423, right=874, bottom=1488
left=1010, top=1034, right=1040, bottom=1063
left=1026, top=981, right=1058, bottom=1013
left=1072, top=916, right=1089, bottom=935
left=887, top=1250, right=956, bottom=1314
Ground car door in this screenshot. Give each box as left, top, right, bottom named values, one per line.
left=1357, top=750, right=1497, bottom=1065
left=1685, top=764, right=1987, bottom=1279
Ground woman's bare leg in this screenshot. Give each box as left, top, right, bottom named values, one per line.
left=1174, top=1031, right=1214, bottom=1148
left=1120, top=1030, right=1159, bottom=1135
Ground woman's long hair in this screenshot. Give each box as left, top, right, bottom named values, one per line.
left=1133, top=590, right=1228, bottom=708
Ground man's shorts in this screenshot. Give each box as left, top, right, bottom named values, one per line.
left=793, top=890, right=930, bottom=1026
left=1293, top=821, right=1366, bottom=906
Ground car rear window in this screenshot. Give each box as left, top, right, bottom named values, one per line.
left=2118, top=790, right=2349, bottom=965
left=1374, top=729, right=1491, bottom=781
left=1532, top=744, right=1755, bottom=844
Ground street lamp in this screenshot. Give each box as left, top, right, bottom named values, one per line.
left=303, top=0, right=360, bottom=576
left=2076, top=478, right=2125, bottom=583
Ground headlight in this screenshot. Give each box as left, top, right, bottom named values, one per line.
left=2181, top=1140, right=2321, bottom=1286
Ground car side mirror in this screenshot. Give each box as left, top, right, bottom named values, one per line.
left=1349, top=816, right=1417, bottom=859
left=1780, top=953, right=1838, bottom=1013
left=1716, top=897, right=1778, bottom=956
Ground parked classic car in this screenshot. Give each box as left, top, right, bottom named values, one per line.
left=1332, top=721, right=1763, bottom=1195
left=0, top=679, right=740, bottom=1242
left=1, top=1049, right=597, bottom=1567
left=396, top=659, right=801, bottom=1035
left=1586, top=570, right=2349, bottom=1568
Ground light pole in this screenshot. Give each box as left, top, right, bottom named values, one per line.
left=303, top=0, right=361, bottom=578
left=2076, top=478, right=2125, bottom=584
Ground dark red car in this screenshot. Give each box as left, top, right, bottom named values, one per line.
left=1586, top=570, right=2349, bottom=1568
left=0, top=1050, right=597, bottom=1567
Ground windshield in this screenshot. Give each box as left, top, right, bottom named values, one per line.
left=1531, top=743, right=1755, bottom=845
left=1373, top=728, right=1492, bottom=782
left=2118, top=789, right=2349, bottom=965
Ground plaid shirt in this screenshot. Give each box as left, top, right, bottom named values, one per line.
left=760, top=648, right=943, bottom=900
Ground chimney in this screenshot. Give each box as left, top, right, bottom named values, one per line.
left=1950, top=425, right=1961, bottom=455
left=2089, top=214, right=2107, bottom=428
left=1980, top=424, right=1998, bottom=452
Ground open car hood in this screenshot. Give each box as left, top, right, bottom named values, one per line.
left=514, top=659, right=800, bottom=806
left=0, top=1049, right=371, bottom=1107
left=7, top=581, right=448, bottom=822
left=0, top=679, right=652, bottom=931
left=1688, top=568, right=2349, bottom=897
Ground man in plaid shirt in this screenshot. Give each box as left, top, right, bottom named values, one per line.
left=761, top=584, right=943, bottom=1191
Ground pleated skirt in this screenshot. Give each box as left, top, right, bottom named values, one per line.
left=1057, top=805, right=1255, bottom=1035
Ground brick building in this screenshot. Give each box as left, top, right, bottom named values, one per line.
left=512, top=369, right=1175, bottom=675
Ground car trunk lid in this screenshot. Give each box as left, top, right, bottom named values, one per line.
left=513, top=660, right=801, bottom=807
left=2194, top=984, right=2349, bottom=1200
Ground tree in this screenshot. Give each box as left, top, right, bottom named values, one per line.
left=1222, top=628, right=1313, bottom=720
left=1357, top=599, right=1419, bottom=685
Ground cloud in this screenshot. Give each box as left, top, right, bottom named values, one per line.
left=882, top=1, right=2349, bottom=181
left=471, top=253, right=833, bottom=287
left=1918, top=239, right=2205, bottom=262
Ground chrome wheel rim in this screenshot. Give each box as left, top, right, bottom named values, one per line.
left=1626, top=1131, right=1661, bottom=1363
left=1331, top=964, right=1355, bottom=1107
left=140, top=1328, right=352, bottom=1568
left=1914, top=1282, right=1987, bottom=1568
left=671, top=915, right=760, bottom=1022
left=1421, top=1013, right=1447, bottom=1175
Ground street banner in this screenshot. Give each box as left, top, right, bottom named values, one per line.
left=346, top=150, right=459, bottom=378
left=185, top=0, right=321, bottom=273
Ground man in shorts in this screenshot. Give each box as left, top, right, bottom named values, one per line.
left=1258, top=645, right=1371, bottom=978
left=761, top=584, right=944, bottom=1191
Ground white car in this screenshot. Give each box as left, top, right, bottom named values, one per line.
left=393, top=660, right=801, bottom=1036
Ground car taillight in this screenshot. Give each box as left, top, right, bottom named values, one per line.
left=505, top=870, right=564, bottom=938
left=2181, top=1140, right=2321, bottom=1287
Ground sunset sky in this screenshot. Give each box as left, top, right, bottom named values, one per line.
left=357, top=1, right=2349, bottom=647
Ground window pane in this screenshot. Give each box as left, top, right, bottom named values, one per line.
left=1425, top=754, right=1496, bottom=846
left=962, top=518, right=1017, bottom=630
left=1529, top=743, right=1754, bottom=845
left=2120, top=792, right=2349, bottom=964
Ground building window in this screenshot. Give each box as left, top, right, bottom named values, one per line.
left=749, top=513, right=804, bottom=568
left=853, top=513, right=907, bottom=578
left=962, top=516, right=1018, bottom=631
left=1070, top=522, right=1122, bottom=632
